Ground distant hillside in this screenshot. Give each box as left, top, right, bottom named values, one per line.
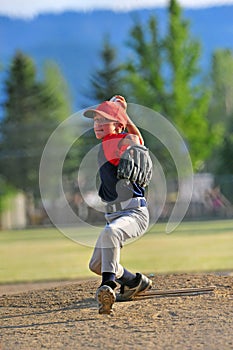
left=0, top=6, right=233, bottom=114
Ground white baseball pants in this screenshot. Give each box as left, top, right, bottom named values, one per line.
left=89, top=206, right=149, bottom=279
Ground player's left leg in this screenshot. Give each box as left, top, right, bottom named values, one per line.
left=100, top=206, right=149, bottom=276
left=94, top=207, right=150, bottom=313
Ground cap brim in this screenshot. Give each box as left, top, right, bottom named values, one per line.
left=83, top=109, right=96, bottom=118
left=83, top=109, right=118, bottom=122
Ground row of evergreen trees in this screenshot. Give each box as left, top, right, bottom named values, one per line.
left=0, top=0, right=233, bottom=209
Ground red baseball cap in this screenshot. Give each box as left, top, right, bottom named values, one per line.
left=83, top=101, right=128, bottom=128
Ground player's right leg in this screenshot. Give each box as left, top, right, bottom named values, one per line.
left=96, top=281, right=117, bottom=315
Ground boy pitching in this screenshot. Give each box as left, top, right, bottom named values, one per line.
left=83, top=95, right=152, bottom=315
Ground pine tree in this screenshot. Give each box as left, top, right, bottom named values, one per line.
left=165, top=0, right=213, bottom=170
left=0, top=51, right=72, bottom=199
left=204, top=49, right=233, bottom=173
left=208, top=49, right=233, bottom=125
left=87, top=35, right=123, bottom=103
left=123, top=2, right=216, bottom=171
left=124, top=16, right=165, bottom=111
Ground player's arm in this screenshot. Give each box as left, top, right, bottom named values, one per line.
left=119, top=117, right=144, bottom=148
left=110, top=94, right=144, bottom=145
left=125, top=121, right=144, bottom=145
left=119, top=133, right=141, bottom=148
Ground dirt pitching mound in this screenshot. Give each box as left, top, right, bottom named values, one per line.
left=1, top=273, right=233, bottom=350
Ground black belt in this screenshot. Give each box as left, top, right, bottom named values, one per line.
left=106, top=198, right=147, bottom=214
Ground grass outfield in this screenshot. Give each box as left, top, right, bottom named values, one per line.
left=0, top=219, right=232, bottom=284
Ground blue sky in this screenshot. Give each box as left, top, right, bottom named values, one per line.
left=1, top=0, right=233, bottom=18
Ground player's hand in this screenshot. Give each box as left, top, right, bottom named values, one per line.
left=109, top=95, right=127, bottom=110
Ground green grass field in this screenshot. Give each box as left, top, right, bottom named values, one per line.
left=0, top=219, right=232, bottom=284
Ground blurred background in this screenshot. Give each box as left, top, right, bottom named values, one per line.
left=1, top=0, right=233, bottom=229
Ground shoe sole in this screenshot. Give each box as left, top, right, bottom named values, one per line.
left=97, top=286, right=116, bottom=315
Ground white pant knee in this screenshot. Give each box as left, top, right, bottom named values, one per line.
left=98, top=225, right=122, bottom=249
left=89, top=256, right=101, bottom=275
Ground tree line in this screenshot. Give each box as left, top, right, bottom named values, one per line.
left=0, top=0, right=233, bottom=211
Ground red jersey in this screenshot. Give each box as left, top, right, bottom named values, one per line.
left=98, top=133, right=145, bottom=203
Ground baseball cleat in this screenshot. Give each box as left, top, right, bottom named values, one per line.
left=96, top=285, right=116, bottom=315
left=116, top=273, right=152, bottom=302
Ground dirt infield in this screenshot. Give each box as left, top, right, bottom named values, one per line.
left=1, top=273, right=233, bottom=350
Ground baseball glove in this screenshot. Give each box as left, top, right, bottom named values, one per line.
left=117, top=145, right=153, bottom=187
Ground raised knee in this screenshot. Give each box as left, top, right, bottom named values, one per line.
left=103, top=225, right=121, bottom=239
left=103, top=225, right=114, bottom=236
left=89, top=259, right=101, bottom=275
left=101, top=225, right=121, bottom=248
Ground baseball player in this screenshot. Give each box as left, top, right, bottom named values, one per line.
left=83, top=95, right=152, bottom=315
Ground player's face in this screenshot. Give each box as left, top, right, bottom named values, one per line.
left=93, top=114, right=119, bottom=139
